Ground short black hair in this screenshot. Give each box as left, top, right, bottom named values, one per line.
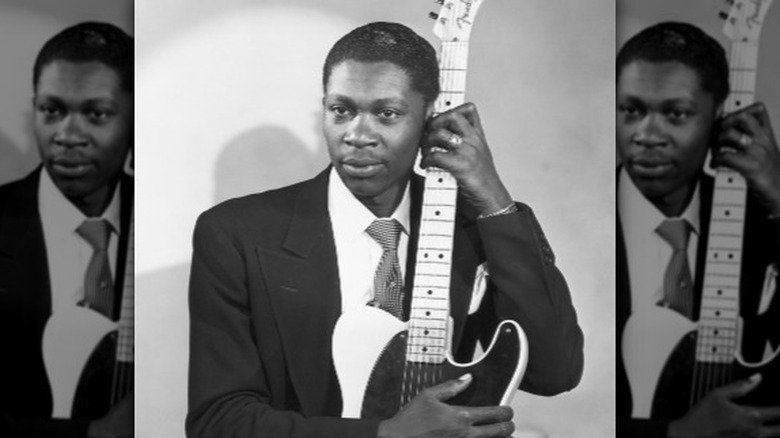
left=33, top=22, right=133, bottom=92
left=617, top=22, right=729, bottom=105
left=322, top=22, right=439, bottom=106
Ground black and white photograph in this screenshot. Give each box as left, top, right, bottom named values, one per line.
left=136, top=1, right=613, bottom=437
left=617, top=0, right=780, bottom=436
left=0, top=1, right=134, bottom=437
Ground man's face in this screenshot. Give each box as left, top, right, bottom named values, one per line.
left=323, top=60, right=430, bottom=213
left=34, top=60, right=132, bottom=206
left=617, top=60, right=718, bottom=212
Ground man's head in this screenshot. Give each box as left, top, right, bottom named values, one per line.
left=617, top=22, right=729, bottom=216
left=321, top=22, right=439, bottom=217
left=32, top=22, right=133, bottom=217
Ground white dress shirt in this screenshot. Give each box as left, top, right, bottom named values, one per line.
left=39, top=168, right=121, bottom=315
left=328, top=167, right=411, bottom=314
left=618, top=168, right=700, bottom=315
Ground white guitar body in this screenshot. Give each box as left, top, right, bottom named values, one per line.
left=332, top=307, right=408, bottom=418
left=333, top=306, right=527, bottom=418
left=42, top=306, right=116, bottom=418
left=622, top=307, right=696, bottom=418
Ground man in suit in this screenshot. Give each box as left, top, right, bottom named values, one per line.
left=187, top=22, right=583, bottom=438
left=0, top=22, right=133, bottom=438
left=617, top=22, right=780, bottom=437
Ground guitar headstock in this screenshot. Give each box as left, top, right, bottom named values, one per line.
left=430, top=0, right=487, bottom=42
left=720, top=0, right=774, bottom=42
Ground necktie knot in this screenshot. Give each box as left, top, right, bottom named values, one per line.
left=77, top=219, right=111, bottom=251
left=656, top=219, right=691, bottom=252
left=366, top=219, right=403, bottom=251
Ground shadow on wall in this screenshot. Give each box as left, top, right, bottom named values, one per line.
left=137, top=124, right=329, bottom=432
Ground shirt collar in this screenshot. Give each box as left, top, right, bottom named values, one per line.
left=328, top=167, right=410, bottom=237
left=618, top=167, right=700, bottom=237
left=39, top=167, right=122, bottom=236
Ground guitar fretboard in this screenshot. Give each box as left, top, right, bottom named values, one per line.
left=407, top=40, right=469, bottom=365
left=696, top=42, right=756, bottom=363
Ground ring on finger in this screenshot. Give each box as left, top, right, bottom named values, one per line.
left=447, top=132, right=463, bottom=147
left=739, top=134, right=753, bottom=147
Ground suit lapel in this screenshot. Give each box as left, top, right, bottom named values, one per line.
left=0, top=170, right=52, bottom=327
left=258, top=169, right=343, bottom=416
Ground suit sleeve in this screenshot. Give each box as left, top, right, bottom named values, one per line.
left=186, top=210, right=380, bottom=438
left=0, top=414, right=90, bottom=438
left=473, top=203, right=584, bottom=395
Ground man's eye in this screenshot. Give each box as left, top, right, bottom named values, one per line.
left=38, top=104, right=62, bottom=118
left=618, top=105, right=640, bottom=117
left=87, top=110, right=112, bottom=122
left=378, top=109, right=400, bottom=119
left=667, top=109, right=690, bottom=121
left=331, top=106, right=352, bottom=117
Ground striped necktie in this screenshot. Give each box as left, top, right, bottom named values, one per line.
left=76, top=219, right=114, bottom=319
left=366, top=219, right=405, bottom=320
left=656, top=218, right=694, bottom=319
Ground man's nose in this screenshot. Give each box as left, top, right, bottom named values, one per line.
left=344, top=115, right=378, bottom=148
left=633, top=114, right=667, bottom=147
left=54, top=114, right=88, bottom=147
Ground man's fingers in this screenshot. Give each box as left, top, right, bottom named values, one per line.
left=718, top=373, right=762, bottom=400
left=428, top=373, right=473, bottom=402
left=751, top=405, right=780, bottom=424
left=469, top=419, right=516, bottom=437
left=460, top=405, right=514, bottom=425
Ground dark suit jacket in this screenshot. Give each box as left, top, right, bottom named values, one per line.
left=617, top=171, right=780, bottom=437
left=0, top=168, right=134, bottom=438
left=187, top=168, right=584, bottom=438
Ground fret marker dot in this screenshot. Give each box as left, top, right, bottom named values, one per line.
left=446, top=101, right=451, bottom=106
left=715, top=310, right=721, bottom=316
left=424, top=253, right=429, bottom=258
left=425, top=311, right=431, bottom=316
left=438, top=178, right=444, bottom=183
left=725, top=210, right=730, bottom=216
left=728, top=253, right=733, bottom=259
left=427, top=290, right=432, bottom=295
left=728, top=177, right=733, bottom=183
left=422, top=347, right=428, bottom=352
left=435, top=211, right=440, bottom=216
left=714, top=329, right=719, bottom=336
left=438, top=253, right=444, bottom=259
left=714, top=253, right=719, bottom=259
left=424, top=330, right=429, bottom=335
left=717, top=289, right=722, bottom=295
left=712, top=347, right=718, bottom=352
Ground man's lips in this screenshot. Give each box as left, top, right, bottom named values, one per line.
left=50, top=158, right=94, bottom=178
left=341, top=158, right=383, bottom=178
left=628, top=156, right=674, bottom=178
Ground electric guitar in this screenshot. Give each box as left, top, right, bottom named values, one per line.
left=332, top=0, right=528, bottom=420
left=42, top=154, right=134, bottom=419
left=622, top=0, right=779, bottom=419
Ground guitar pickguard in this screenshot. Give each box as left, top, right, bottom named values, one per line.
left=42, top=305, right=116, bottom=418
left=333, top=307, right=526, bottom=419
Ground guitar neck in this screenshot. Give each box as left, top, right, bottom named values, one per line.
left=696, top=41, right=759, bottom=363
left=407, top=41, right=470, bottom=365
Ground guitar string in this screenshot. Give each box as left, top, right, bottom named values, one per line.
left=690, top=39, right=748, bottom=407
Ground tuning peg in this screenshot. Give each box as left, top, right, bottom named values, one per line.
left=435, top=0, right=445, bottom=4
left=429, top=12, right=439, bottom=20
left=719, top=11, right=729, bottom=20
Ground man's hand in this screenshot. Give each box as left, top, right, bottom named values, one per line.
left=87, top=392, right=134, bottom=438
left=667, top=375, right=780, bottom=438
left=713, top=103, right=780, bottom=216
left=377, top=374, right=515, bottom=438
left=421, top=103, right=513, bottom=216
